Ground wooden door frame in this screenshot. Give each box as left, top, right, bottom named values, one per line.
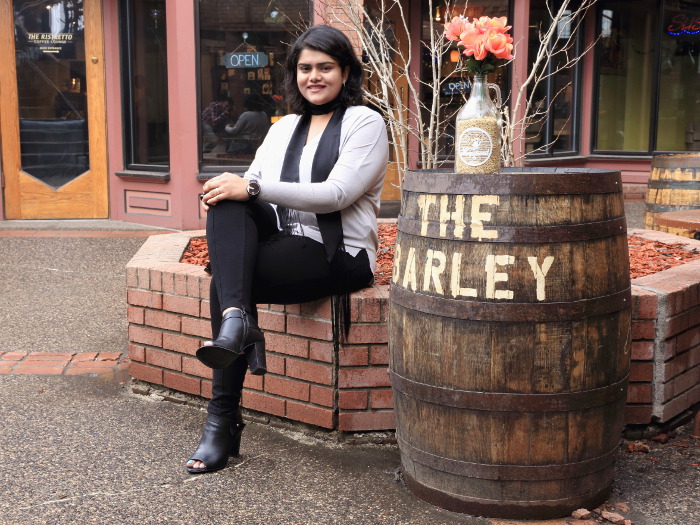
left=0, top=0, right=108, bottom=219
left=0, top=0, right=21, bottom=218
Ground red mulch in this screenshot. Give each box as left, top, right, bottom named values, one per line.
left=181, top=237, right=210, bottom=267
left=627, top=235, right=700, bottom=279
left=180, top=226, right=700, bottom=285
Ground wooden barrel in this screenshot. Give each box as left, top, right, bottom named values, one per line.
left=644, top=153, right=700, bottom=234
left=389, top=168, right=631, bottom=519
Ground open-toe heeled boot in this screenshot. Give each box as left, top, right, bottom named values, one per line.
left=196, top=309, right=265, bottom=369
left=186, top=414, right=245, bottom=474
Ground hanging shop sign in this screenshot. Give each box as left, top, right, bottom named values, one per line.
left=222, top=52, right=269, bottom=69
left=441, top=79, right=470, bottom=97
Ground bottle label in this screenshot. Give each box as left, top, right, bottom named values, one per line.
left=457, top=126, right=493, bottom=167
left=455, top=116, right=500, bottom=174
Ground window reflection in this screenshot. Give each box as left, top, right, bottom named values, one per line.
left=525, top=0, right=579, bottom=156
left=122, top=0, right=169, bottom=168
left=656, top=1, right=700, bottom=151
left=594, top=0, right=655, bottom=152
left=199, top=0, right=309, bottom=168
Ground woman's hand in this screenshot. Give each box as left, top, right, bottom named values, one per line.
left=200, top=173, right=251, bottom=211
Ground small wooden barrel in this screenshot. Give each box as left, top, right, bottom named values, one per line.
left=644, top=153, right=700, bottom=234
left=389, top=168, right=631, bottom=519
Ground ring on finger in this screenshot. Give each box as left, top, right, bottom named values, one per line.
left=216, top=187, right=221, bottom=196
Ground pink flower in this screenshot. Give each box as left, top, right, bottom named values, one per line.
left=472, top=16, right=511, bottom=38
left=444, top=16, right=470, bottom=41
left=484, top=31, right=514, bottom=60
left=444, top=15, right=514, bottom=72
left=460, top=29, right=488, bottom=60
left=484, top=16, right=511, bottom=34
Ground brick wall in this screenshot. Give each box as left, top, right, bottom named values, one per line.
left=626, top=229, right=700, bottom=425
left=126, top=231, right=393, bottom=432
left=127, top=229, right=700, bottom=431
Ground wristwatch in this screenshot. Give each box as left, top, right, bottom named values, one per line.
left=246, top=180, right=261, bottom=200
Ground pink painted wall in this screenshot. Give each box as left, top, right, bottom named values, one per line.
left=104, top=0, right=123, bottom=222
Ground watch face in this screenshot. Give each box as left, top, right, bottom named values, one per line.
left=247, top=181, right=260, bottom=196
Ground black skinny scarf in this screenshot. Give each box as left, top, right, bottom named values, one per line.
left=278, top=106, right=347, bottom=263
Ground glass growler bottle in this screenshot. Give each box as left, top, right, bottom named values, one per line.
left=455, top=74, right=502, bottom=174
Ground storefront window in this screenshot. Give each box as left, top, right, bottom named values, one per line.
left=594, top=0, right=655, bottom=152
left=422, top=0, right=511, bottom=159
left=595, top=0, right=699, bottom=153
left=120, top=0, right=169, bottom=168
left=199, top=0, right=309, bottom=169
left=656, top=1, right=700, bottom=151
left=14, top=0, right=89, bottom=189
left=525, top=0, right=582, bottom=156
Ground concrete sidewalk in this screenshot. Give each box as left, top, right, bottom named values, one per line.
left=0, top=372, right=697, bottom=525
left=0, top=221, right=171, bottom=356
left=1, top=210, right=698, bottom=525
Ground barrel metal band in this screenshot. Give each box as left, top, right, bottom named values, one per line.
left=402, top=471, right=612, bottom=519
left=390, top=286, right=631, bottom=322
left=403, top=169, right=622, bottom=195
left=646, top=203, right=700, bottom=213
left=389, top=370, right=629, bottom=412
left=647, top=180, right=700, bottom=190
left=397, top=434, right=619, bottom=480
left=397, top=216, right=627, bottom=243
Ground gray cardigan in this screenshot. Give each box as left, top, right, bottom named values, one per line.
left=245, top=105, right=389, bottom=270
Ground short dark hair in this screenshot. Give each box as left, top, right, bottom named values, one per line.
left=283, top=25, right=364, bottom=114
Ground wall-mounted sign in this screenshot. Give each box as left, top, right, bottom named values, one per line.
left=222, top=52, right=269, bottom=69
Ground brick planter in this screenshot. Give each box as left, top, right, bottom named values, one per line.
left=626, top=229, right=700, bottom=426
left=126, top=230, right=392, bottom=432
left=127, top=228, right=699, bottom=431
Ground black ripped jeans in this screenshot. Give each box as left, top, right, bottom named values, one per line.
left=205, top=199, right=373, bottom=421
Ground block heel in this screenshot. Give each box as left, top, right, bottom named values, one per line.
left=245, top=340, right=267, bottom=375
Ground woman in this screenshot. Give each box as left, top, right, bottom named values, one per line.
left=187, top=25, right=389, bottom=474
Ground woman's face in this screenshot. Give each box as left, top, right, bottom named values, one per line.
left=296, top=48, right=348, bottom=106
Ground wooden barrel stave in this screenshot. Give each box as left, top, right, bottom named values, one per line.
left=390, top=168, right=631, bottom=519
left=391, top=308, right=629, bottom=395
left=395, top=401, right=624, bottom=515
left=400, top=192, right=627, bottom=228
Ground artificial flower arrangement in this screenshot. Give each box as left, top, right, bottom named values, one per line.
left=444, top=15, right=514, bottom=74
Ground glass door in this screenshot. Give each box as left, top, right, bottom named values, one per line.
left=0, top=0, right=107, bottom=219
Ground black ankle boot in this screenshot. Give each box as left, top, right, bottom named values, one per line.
left=186, top=414, right=245, bottom=474
left=196, top=309, right=265, bottom=369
